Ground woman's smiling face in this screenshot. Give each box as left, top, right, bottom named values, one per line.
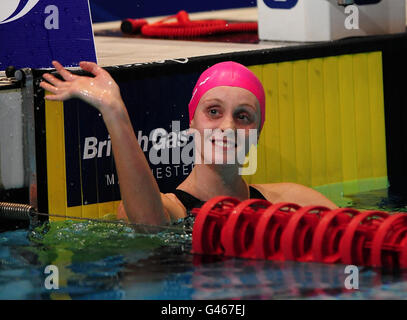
left=190, top=86, right=261, bottom=165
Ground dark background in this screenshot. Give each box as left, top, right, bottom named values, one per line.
left=88, top=0, right=257, bottom=23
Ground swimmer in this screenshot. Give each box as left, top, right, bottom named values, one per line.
left=40, top=60, right=338, bottom=226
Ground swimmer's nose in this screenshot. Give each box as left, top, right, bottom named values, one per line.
left=219, top=115, right=236, bottom=132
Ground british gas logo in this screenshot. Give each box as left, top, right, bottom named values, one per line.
left=263, top=0, right=298, bottom=9
left=0, top=0, right=40, bottom=24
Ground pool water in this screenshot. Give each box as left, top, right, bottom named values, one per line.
left=1, top=188, right=407, bottom=300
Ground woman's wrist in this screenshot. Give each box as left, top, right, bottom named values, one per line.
left=100, top=98, right=128, bottom=123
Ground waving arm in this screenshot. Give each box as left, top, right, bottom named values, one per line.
left=41, top=61, right=170, bottom=225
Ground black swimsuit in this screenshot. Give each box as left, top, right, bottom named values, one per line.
left=173, top=186, right=267, bottom=212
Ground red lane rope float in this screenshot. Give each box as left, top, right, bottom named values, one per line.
left=312, top=208, right=358, bottom=264
left=281, top=205, right=331, bottom=262
left=221, top=199, right=271, bottom=259
left=339, top=211, right=389, bottom=267
left=253, top=203, right=301, bottom=260
left=401, top=238, right=407, bottom=270
left=121, top=10, right=258, bottom=39
left=371, top=213, right=407, bottom=269
left=191, top=196, right=407, bottom=270
left=191, top=196, right=240, bottom=255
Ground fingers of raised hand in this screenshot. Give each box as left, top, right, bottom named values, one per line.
left=40, top=79, right=57, bottom=93
left=39, top=80, right=71, bottom=100
left=52, top=60, right=77, bottom=81
left=42, top=73, right=66, bottom=87
left=79, top=61, right=107, bottom=78
left=43, top=92, right=68, bottom=101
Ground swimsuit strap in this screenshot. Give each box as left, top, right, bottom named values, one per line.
left=172, top=189, right=205, bottom=213
left=173, top=186, right=266, bottom=213
left=249, top=185, right=267, bottom=200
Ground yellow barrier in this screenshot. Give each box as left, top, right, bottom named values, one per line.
left=246, top=52, right=387, bottom=198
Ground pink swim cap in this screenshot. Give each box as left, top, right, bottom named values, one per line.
left=188, top=61, right=266, bottom=130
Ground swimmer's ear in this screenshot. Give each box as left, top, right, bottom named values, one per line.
left=186, top=120, right=198, bottom=136
left=189, top=118, right=196, bottom=130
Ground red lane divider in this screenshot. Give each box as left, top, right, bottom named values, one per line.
left=121, top=10, right=258, bottom=38
left=190, top=197, right=407, bottom=270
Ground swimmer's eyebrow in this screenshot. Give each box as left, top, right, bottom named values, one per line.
left=201, top=98, right=257, bottom=110
left=201, top=98, right=223, bottom=105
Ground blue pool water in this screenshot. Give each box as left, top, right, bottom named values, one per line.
left=1, top=188, right=407, bottom=300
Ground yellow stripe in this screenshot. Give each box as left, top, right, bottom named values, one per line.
left=353, top=53, right=374, bottom=192
left=338, top=55, right=359, bottom=195
left=323, top=56, right=343, bottom=197
left=278, top=62, right=297, bottom=183
left=67, top=201, right=119, bottom=220
left=367, top=52, right=387, bottom=190
left=293, top=60, right=312, bottom=187
left=45, top=98, right=67, bottom=221
left=308, top=58, right=327, bottom=187
left=247, top=63, right=282, bottom=184
left=247, top=65, right=267, bottom=184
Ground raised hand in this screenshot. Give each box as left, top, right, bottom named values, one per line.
left=40, top=61, right=122, bottom=114
left=40, top=61, right=169, bottom=226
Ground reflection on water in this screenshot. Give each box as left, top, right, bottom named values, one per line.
left=345, top=188, right=407, bottom=213
left=1, top=188, right=407, bottom=300
left=117, top=246, right=407, bottom=300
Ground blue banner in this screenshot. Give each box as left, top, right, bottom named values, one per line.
left=0, top=0, right=96, bottom=70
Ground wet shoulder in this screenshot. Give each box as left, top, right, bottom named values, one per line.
left=250, top=183, right=338, bottom=209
